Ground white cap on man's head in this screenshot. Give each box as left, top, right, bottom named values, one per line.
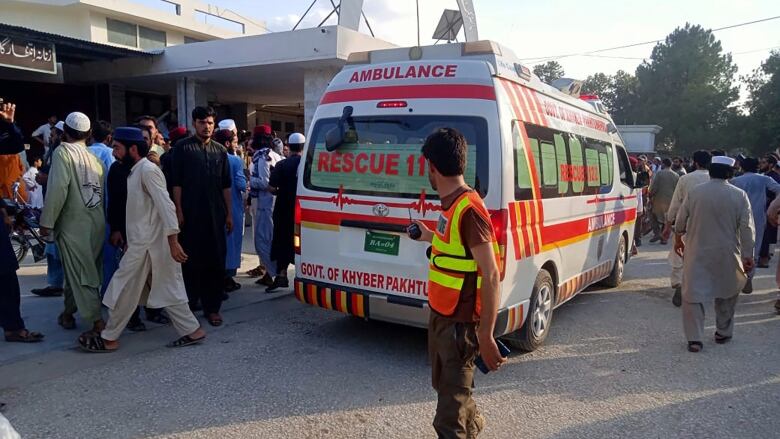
left=288, top=132, right=306, bottom=144
left=218, top=119, right=237, bottom=132
left=65, top=112, right=90, bottom=132
left=712, top=156, right=736, bottom=167
left=54, top=121, right=65, bottom=131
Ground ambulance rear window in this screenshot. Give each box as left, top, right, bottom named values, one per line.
left=303, top=116, right=489, bottom=199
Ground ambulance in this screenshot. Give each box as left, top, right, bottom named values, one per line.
left=294, top=40, right=648, bottom=351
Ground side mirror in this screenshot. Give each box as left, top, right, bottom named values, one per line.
left=325, top=106, right=356, bottom=152
left=634, top=171, right=650, bottom=189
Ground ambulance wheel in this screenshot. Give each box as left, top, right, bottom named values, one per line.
left=601, top=235, right=626, bottom=288
left=504, top=269, right=554, bottom=353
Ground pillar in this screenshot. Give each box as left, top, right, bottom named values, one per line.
left=176, top=77, right=207, bottom=128
left=303, top=67, right=341, bottom=135
left=108, top=84, right=126, bottom=128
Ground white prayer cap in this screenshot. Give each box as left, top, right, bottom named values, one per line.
left=54, top=121, right=64, bottom=131
left=712, top=156, right=736, bottom=167
left=288, top=132, right=306, bottom=144
left=65, top=112, right=90, bottom=132
left=218, top=119, right=237, bottom=132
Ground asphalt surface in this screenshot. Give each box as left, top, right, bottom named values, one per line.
left=1, top=243, right=779, bottom=439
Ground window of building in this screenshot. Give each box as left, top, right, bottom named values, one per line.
left=284, top=122, right=296, bottom=133
left=271, top=120, right=282, bottom=132
left=513, top=122, right=615, bottom=200
left=139, top=26, right=166, bottom=50
left=107, top=18, right=167, bottom=50
left=107, top=18, right=138, bottom=47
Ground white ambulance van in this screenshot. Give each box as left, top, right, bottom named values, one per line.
left=294, top=41, right=648, bottom=351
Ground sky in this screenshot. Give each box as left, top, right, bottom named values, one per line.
left=201, top=0, right=778, bottom=101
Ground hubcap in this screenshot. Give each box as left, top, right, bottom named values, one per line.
left=617, top=239, right=625, bottom=280
left=532, top=284, right=552, bottom=338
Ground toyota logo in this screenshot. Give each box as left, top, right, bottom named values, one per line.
left=372, top=204, right=390, bottom=217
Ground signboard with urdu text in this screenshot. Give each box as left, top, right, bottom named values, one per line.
left=0, top=36, right=57, bottom=74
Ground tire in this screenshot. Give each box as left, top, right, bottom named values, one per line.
left=601, top=235, right=626, bottom=288
left=11, top=235, right=27, bottom=264
left=502, top=269, right=555, bottom=352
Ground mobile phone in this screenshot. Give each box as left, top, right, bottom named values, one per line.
left=475, top=339, right=511, bottom=374
left=407, top=208, right=422, bottom=240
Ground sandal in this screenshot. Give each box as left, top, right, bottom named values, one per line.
left=687, top=341, right=703, bottom=353
left=714, top=333, right=732, bottom=344
left=246, top=266, right=265, bottom=277
left=206, top=313, right=223, bottom=327
left=78, top=334, right=117, bottom=353
left=5, top=330, right=44, bottom=343
left=145, top=312, right=170, bottom=325
left=166, top=334, right=205, bottom=348
left=57, top=313, right=76, bottom=330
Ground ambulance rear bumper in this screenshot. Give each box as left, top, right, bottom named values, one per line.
left=293, top=278, right=429, bottom=328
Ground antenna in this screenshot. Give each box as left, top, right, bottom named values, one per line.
left=416, top=0, right=421, bottom=47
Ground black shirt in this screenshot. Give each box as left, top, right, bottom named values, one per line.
left=170, top=135, right=231, bottom=267
left=107, top=161, right=131, bottom=241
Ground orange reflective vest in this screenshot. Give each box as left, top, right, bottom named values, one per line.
left=428, top=190, right=499, bottom=317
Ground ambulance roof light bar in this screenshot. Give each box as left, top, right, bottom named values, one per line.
left=579, top=94, right=601, bottom=101
left=346, top=50, right=372, bottom=65
left=461, top=40, right=502, bottom=56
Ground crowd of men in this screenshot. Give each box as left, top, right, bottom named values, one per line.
left=633, top=150, right=780, bottom=352
left=0, top=101, right=305, bottom=349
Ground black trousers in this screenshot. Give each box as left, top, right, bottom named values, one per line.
left=182, top=263, right=223, bottom=315
left=760, top=224, right=777, bottom=258
left=0, top=271, right=25, bottom=332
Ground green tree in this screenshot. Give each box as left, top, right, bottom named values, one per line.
left=634, top=24, right=739, bottom=154
left=582, top=73, right=611, bottom=97
left=582, top=70, right=639, bottom=124
left=533, top=61, right=565, bottom=84
left=743, top=50, right=780, bottom=153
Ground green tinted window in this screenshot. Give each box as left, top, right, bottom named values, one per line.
left=528, top=138, right=541, bottom=184
left=540, top=141, right=557, bottom=186
left=568, top=136, right=585, bottom=194
left=554, top=134, right=568, bottom=195
left=585, top=147, right=600, bottom=187
left=513, top=123, right=532, bottom=190
left=599, top=152, right=611, bottom=185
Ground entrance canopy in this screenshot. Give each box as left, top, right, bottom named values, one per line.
left=70, top=25, right=397, bottom=106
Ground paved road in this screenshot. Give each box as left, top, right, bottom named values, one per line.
left=1, top=244, right=779, bottom=439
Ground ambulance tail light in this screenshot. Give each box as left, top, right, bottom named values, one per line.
left=462, top=40, right=502, bottom=56
left=490, top=209, right=508, bottom=280
left=294, top=199, right=301, bottom=255
left=377, top=100, right=408, bottom=108
left=579, top=94, right=600, bottom=101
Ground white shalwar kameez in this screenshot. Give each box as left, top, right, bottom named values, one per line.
left=101, top=158, right=199, bottom=341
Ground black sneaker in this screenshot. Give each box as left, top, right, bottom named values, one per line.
left=649, top=235, right=661, bottom=243
left=127, top=318, right=146, bottom=332
left=742, top=279, right=753, bottom=294
left=265, top=276, right=289, bottom=293
left=31, top=286, right=64, bottom=297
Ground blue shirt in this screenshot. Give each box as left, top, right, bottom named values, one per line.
left=88, top=143, right=115, bottom=172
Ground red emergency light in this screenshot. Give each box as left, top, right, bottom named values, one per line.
left=579, top=94, right=601, bottom=101
left=376, top=100, right=408, bottom=108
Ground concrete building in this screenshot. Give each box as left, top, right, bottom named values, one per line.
left=617, top=125, right=663, bottom=155
left=1, top=0, right=267, bottom=48
left=0, top=0, right=481, bottom=143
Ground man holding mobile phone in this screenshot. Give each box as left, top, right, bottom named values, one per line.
left=410, top=128, right=505, bottom=438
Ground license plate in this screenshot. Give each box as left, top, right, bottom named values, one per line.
left=364, top=231, right=400, bottom=256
